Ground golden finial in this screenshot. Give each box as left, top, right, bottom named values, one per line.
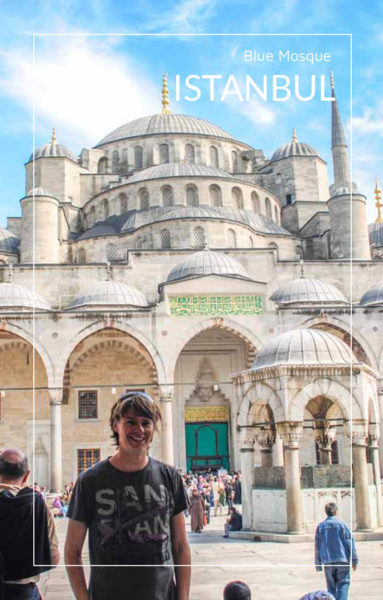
left=161, top=72, right=171, bottom=115
left=375, top=178, right=383, bottom=223
left=330, top=70, right=335, bottom=90
left=292, top=128, right=297, bottom=143
left=51, top=128, right=57, bottom=147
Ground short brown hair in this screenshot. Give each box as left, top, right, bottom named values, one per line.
left=109, top=392, right=162, bottom=446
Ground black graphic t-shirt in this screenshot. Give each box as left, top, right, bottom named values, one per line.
left=68, top=457, right=188, bottom=600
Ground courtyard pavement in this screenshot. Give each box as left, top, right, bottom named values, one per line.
left=42, top=513, right=383, bottom=599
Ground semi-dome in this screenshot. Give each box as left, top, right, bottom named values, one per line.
left=252, top=328, right=355, bottom=370
left=166, top=248, right=249, bottom=283
left=369, top=222, right=383, bottom=247
left=96, top=113, right=238, bottom=146
left=0, top=228, right=19, bottom=254
left=271, top=129, right=320, bottom=162
left=67, top=280, right=148, bottom=310
left=126, top=163, right=233, bottom=184
left=0, top=282, right=51, bottom=311
left=359, top=282, right=383, bottom=306
left=270, top=278, right=348, bottom=305
left=28, top=129, right=77, bottom=163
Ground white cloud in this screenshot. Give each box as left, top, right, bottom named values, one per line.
left=0, top=37, right=159, bottom=149
left=352, top=109, right=383, bottom=136
left=149, top=0, right=218, bottom=33
left=226, top=95, right=278, bottom=126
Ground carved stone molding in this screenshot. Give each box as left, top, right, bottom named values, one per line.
left=276, top=421, right=303, bottom=448
left=239, top=427, right=256, bottom=451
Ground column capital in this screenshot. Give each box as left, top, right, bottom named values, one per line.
left=255, top=427, right=276, bottom=451
left=239, top=427, right=256, bottom=452
left=276, top=422, right=303, bottom=448
left=368, top=423, right=380, bottom=448
left=313, top=423, right=337, bottom=449
left=347, top=420, right=369, bottom=446
left=158, top=385, right=173, bottom=402
left=49, top=389, right=63, bottom=406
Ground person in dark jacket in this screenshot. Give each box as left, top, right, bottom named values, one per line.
left=0, top=448, right=59, bottom=600
left=223, top=507, right=242, bottom=537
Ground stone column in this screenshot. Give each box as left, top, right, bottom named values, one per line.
left=50, top=389, right=63, bottom=493
left=277, top=422, right=304, bottom=534
left=256, top=427, right=276, bottom=468
left=378, top=379, right=383, bottom=472
left=351, top=425, right=372, bottom=531
left=239, top=428, right=256, bottom=529
left=159, top=386, right=174, bottom=466
left=273, top=433, right=284, bottom=467
left=314, top=422, right=336, bottom=465
left=368, top=426, right=383, bottom=527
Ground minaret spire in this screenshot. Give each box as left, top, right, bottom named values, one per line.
left=330, top=70, right=350, bottom=191
left=375, top=178, right=383, bottom=224
left=292, top=128, right=297, bottom=143
left=161, top=73, right=171, bottom=115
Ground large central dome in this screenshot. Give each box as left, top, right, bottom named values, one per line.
left=96, top=113, right=237, bottom=146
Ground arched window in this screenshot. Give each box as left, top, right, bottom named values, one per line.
left=186, top=185, right=198, bottom=207
left=231, top=150, right=238, bottom=172
left=103, top=199, right=109, bottom=219
left=232, top=187, right=243, bottom=210
left=112, top=150, right=119, bottom=173
left=209, top=146, right=219, bottom=168
left=119, top=193, right=128, bottom=214
left=227, top=228, right=236, bottom=248
left=251, top=191, right=260, bottom=213
left=134, top=146, right=143, bottom=169
left=135, top=236, right=142, bottom=250
left=106, top=243, right=117, bottom=262
left=162, top=185, right=174, bottom=207
left=77, top=248, right=86, bottom=263
left=274, top=205, right=279, bottom=223
left=265, top=197, right=272, bottom=219
left=209, top=185, right=222, bottom=207
left=185, top=143, right=195, bottom=164
left=159, top=143, right=169, bottom=164
left=139, top=189, right=149, bottom=211
left=192, top=227, right=206, bottom=249
left=97, top=157, right=107, bottom=174
left=160, top=229, right=171, bottom=249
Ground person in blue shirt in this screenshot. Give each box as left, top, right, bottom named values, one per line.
left=315, top=502, right=358, bottom=600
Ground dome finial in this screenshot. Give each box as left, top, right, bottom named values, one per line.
left=105, top=261, right=112, bottom=281
left=7, top=264, right=13, bottom=283
left=51, top=128, right=57, bottom=147
left=161, top=72, right=171, bottom=115
left=299, top=257, right=305, bottom=279
left=375, top=177, right=383, bottom=224
left=292, top=128, right=297, bottom=143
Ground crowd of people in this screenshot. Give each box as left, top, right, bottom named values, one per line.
left=0, top=391, right=359, bottom=600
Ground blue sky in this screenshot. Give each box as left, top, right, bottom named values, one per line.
left=0, top=0, right=382, bottom=226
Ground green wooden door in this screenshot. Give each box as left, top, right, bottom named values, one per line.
left=185, top=422, right=229, bottom=472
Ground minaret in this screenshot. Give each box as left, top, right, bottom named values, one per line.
left=330, top=71, right=350, bottom=193
left=161, top=72, right=171, bottom=115
left=327, top=72, right=371, bottom=260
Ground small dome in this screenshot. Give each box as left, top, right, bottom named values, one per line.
left=369, top=222, right=383, bottom=247
left=126, top=163, right=233, bottom=185
left=252, top=328, right=355, bottom=370
left=67, top=280, right=148, bottom=310
left=96, top=113, right=238, bottom=146
left=270, top=278, right=348, bottom=305
left=0, top=283, right=50, bottom=311
left=28, top=130, right=77, bottom=163
left=271, top=130, right=320, bottom=162
left=0, top=229, right=19, bottom=254
left=167, top=248, right=249, bottom=283
left=25, top=187, right=56, bottom=198
left=360, top=282, right=383, bottom=306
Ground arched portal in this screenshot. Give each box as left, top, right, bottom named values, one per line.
left=174, top=326, right=256, bottom=472
left=0, top=330, right=50, bottom=486
left=60, top=327, right=159, bottom=482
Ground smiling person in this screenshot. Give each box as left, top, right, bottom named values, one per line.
left=64, top=391, right=191, bottom=600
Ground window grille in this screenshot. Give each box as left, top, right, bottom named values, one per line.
left=78, top=391, right=98, bottom=419
left=106, top=243, right=118, bottom=262
left=77, top=448, right=100, bottom=475
left=192, top=227, right=206, bottom=248
left=161, top=229, right=171, bottom=249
